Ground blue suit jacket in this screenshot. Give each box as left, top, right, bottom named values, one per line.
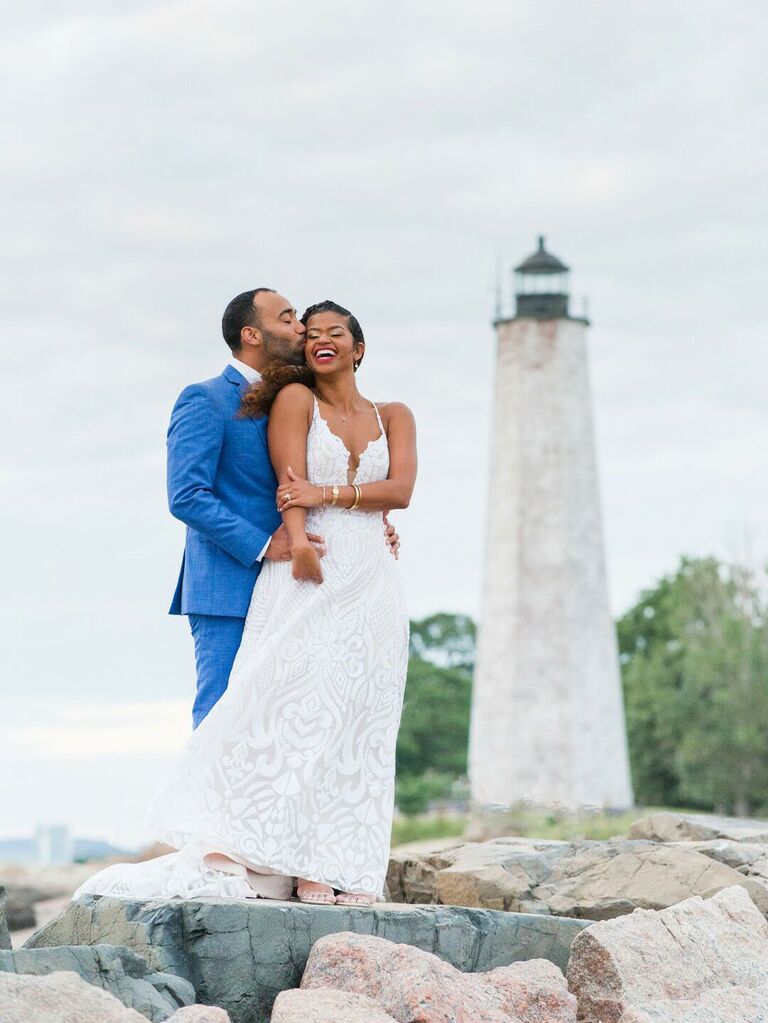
left=167, top=364, right=282, bottom=617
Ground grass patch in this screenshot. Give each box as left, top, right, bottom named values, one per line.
left=391, top=805, right=696, bottom=847
left=485, top=807, right=644, bottom=841
left=391, top=814, right=467, bottom=846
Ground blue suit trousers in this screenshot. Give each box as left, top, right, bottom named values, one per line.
left=188, top=614, right=246, bottom=729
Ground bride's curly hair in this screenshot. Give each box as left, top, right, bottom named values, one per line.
left=239, top=361, right=314, bottom=419
left=239, top=300, right=364, bottom=418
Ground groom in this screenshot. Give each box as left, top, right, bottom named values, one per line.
left=167, top=287, right=398, bottom=728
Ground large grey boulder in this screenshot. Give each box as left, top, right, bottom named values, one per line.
left=566, top=885, right=768, bottom=1022
left=387, top=836, right=768, bottom=920
left=629, top=810, right=768, bottom=844
left=300, top=931, right=577, bottom=1022
left=26, top=894, right=587, bottom=1023
left=0, top=886, right=11, bottom=950
left=0, top=943, right=195, bottom=1021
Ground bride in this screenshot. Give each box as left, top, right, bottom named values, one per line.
left=74, top=300, right=417, bottom=907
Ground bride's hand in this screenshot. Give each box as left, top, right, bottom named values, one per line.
left=291, top=542, right=324, bottom=584
left=277, top=466, right=324, bottom=513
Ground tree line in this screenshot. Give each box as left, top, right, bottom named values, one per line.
left=398, top=557, right=768, bottom=817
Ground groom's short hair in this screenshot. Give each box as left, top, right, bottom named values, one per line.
left=222, top=288, right=276, bottom=351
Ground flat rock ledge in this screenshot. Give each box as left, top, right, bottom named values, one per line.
left=25, top=895, right=587, bottom=1023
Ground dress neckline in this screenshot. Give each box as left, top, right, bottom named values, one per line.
left=312, top=395, right=386, bottom=483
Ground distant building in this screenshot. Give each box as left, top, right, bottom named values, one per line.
left=35, top=825, right=73, bottom=865
left=468, top=237, right=634, bottom=809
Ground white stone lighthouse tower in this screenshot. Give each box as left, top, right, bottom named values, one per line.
left=468, top=237, right=633, bottom=810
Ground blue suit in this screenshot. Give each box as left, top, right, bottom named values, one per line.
left=167, top=364, right=282, bottom=726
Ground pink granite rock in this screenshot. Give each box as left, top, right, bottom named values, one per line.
left=617, top=984, right=768, bottom=1022
left=0, top=969, right=230, bottom=1023
left=301, top=931, right=576, bottom=1022
left=489, top=959, right=579, bottom=1022
left=272, top=986, right=398, bottom=1022
left=0, top=970, right=147, bottom=1022
left=169, top=1007, right=232, bottom=1022
left=566, top=885, right=768, bottom=1022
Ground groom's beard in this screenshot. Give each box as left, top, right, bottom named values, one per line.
left=261, top=329, right=306, bottom=368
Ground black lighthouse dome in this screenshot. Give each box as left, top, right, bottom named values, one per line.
left=514, top=235, right=573, bottom=320
left=515, top=235, right=570, bottom=275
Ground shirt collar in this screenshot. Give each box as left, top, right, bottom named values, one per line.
left=228, top=356, right=262, bottom=385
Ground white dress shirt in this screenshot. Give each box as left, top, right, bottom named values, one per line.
left=228, top=357, right=272, bottom=563
left=228, top=356, right=262, bottom=385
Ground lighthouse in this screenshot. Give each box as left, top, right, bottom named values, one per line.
left=468, top=236, right=633, bottom=810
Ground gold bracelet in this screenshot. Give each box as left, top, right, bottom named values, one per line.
left=331, top=485, right=339, bottom=506
left=322, top=485, right=327, bottom=505
left=349, top=484, right=362, bottom=511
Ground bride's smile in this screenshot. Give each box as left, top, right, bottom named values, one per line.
left=305, top=310, right=365, bottom=376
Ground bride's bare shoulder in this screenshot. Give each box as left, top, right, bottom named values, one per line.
left=272, top=382, right=315, bottom=413
left=377, top=401, right=415, bottom=426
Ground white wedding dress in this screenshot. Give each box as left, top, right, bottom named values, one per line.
left=74, top=398, right=409, bottom=903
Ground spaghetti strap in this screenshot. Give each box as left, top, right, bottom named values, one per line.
left=371, top=401, right=385, bottom=435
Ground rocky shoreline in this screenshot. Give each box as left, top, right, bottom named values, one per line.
left=4, top=811, right=768, bottom=1021
left=386, top=812, right=768, bottom=918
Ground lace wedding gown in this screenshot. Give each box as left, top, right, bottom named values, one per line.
left=74, top=398, right=409, bottom=903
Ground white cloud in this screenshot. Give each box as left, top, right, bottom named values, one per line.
left=0, top=699, right=189, bottom=761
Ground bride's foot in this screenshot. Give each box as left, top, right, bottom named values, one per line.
left=295, top=878, right=335, bottom=904
left=334, top=890, right=375, bottom=906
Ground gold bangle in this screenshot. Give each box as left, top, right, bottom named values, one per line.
left=331, top=485, right=339, bottom=506
left=349, top=484, right=362, bottom=511
left=322, top=485, right=327, bottom=505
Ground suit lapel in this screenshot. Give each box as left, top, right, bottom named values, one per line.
left=221, top=365, right=269, bottom=457
left=222, top=363, right=250, bottom=388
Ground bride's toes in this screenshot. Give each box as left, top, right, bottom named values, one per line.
left=334, top=891, right=374, bottom=906
left=296, top=879, right=335, bottom=904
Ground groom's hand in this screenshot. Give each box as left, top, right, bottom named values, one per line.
left=264, top=524, right=325, bottom=562
left=384, top=515, right=400, bottom=560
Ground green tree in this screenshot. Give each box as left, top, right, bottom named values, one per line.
left=619, top=557, right=768, bottom=816
left=395, top=771, right=459, bottom=816
left=395, top=657, right=472, bottom=778
left=394, top=613, right=476, bottom=813
left=673, top=562, right=768, bottom=816
left=409, top=612, right=476, bottom=669
left=617, top=567, right=689, bottom=808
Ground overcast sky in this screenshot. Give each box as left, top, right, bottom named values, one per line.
left=2, top=1, right=767, bottom=847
